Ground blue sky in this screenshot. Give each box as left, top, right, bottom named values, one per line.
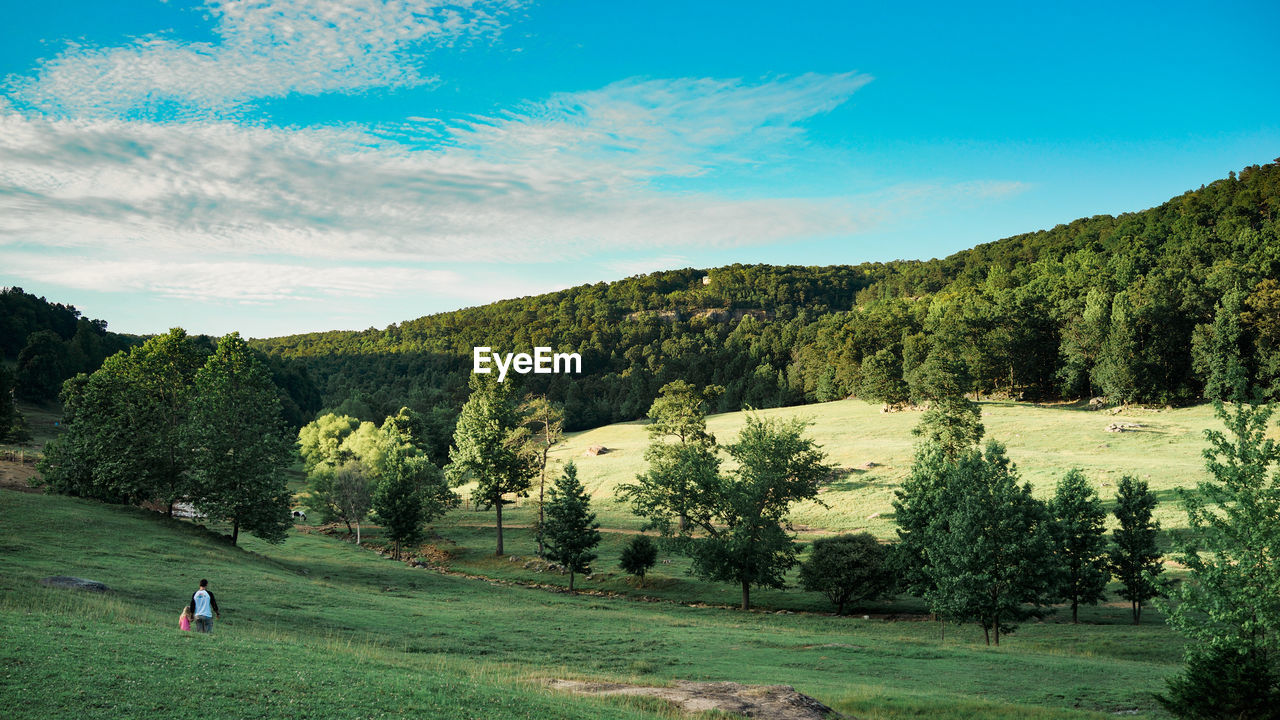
left=1, top=0, right=1277, bottom=338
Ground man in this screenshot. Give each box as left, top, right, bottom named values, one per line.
left=188, top=578, right=221, bottom=633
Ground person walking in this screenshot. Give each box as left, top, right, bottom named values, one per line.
left=188, top=578, right=221, bottom=633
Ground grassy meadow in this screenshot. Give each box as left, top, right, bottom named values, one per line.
left=2, top=488, right=1182, bottom=719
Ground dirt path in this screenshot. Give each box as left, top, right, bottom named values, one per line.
left=547, top=679, right=845, bottom=720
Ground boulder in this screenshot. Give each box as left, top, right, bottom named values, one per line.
left=40, top=576, right=109, bottom=592
left=584, top=445, right=609, bottom=456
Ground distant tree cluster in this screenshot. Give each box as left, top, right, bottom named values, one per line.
left=300, top=407, right=457, bottom=557
left=254, top=163, right=1280, bottom=435
left=39, top=330, right=296, bottom=544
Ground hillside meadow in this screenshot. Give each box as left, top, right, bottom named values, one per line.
left=2, top=487, right=1182, bottom=720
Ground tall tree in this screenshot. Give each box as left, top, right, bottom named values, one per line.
left=910, top=343, right=984, bottom=459
left=1048, top=469, right=1109, bottom=623
left=622, top=381, right=721, bottom=534
left=900, top=441, right=1055, bottom=645
left=630, top=414, right=831, bottom=610
left=1161, top=401, right=1280, bottom=717
left=543, top=462, right=601, bottom=592
left=1193, top=285, right=1251, bottom=402
left=518, top=394, right=565, bottom=557
left=37, top=329, right=207, bottom=513
left=188, top=333, right=295, bottom=545
left=1110, top=475, right=1164, bottom=624
left=447, top=374, right=534, bottom=555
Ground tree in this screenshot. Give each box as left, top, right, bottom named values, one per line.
left=373, top=449, right=424, bottom=561
left=798, top=533, right=895, bottom=615
left=910, top=343, right=984, bottom=460
left=310, top=460, right=373, bottom=542
left=187, top=333, right=294, bottom=545
left=543, top=462, right=601, bottom=592
left=1048, top=469, right=1110, bottom=623
left=1160, top=401, right=1280, bottom=717
left=298, top=413, right=361, bottom=471
left=630, top=414, right=831, bottom=610
left=15, top=329, right=68, bottom=401
left=518, top=395, right=565, bottom=557
left=898, top=441, right=1055, bottom=645
left=0, top=364, right=16, bottom=441
left=1110, top=475, right=1164, bottom=624
left=859, top=348, right=909, bottom=407
left=619, top=535, right=658, bottom=586
left=37, top=329, right=207, bottom=513
left=1193, top=286, right=1251, bottom=402
left=621, top=381, right=721, bottom=534
left=447, top=374, right=534, bottom=556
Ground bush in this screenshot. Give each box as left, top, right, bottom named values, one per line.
left=798, top=533, right=894, bottom=615
left=1158, top=645, right=1280, bottom=719
left=619, top=535, right=658, bottom=585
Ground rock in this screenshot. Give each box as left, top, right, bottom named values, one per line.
left=866, top=512, right=881, bottom=520
left=40, top=576, right=109, bottom=592
left=856, top=461, right=879, bottom=470
left=584, top=445, right=609, bottom=457
left=509, top=555, right=518, bottom=562
left=548, top=679, right=834, bottom=720
left=1088, top=396, right=1108, bottom=408
left=1105, top=422, right=1144, bottom=433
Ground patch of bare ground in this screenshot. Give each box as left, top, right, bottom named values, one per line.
left=0, top=460, right=42, bottom=493
left=547, top=679, right=844, bottom=720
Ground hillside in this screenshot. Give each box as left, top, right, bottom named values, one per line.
left=1, top=488, right=1182, bottom=719
left=255, top=161, right=1280, bottom=442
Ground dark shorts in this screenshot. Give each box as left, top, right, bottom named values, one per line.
left=194, top=616, right=213, bottom=633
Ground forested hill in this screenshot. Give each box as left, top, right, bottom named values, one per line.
left=257, top=161, right=1280, bottom=434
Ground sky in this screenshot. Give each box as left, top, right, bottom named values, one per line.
left=1, top=1, right=1277, bottom=338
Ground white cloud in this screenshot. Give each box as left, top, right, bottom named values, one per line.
left=0, top=74, right=886, bottom=267
left=7, top=0, right=524, bottom=117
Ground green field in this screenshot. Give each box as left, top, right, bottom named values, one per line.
left=3, top=397, right=1232, bottom=719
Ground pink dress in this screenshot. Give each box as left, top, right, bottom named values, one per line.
left=180, top=613, right=191, bottom=631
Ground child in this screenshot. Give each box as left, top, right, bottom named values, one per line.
left=179, top=605, right=193, bottom=631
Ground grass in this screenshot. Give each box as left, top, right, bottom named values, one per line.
left=2, top=488, right=1183, bottom=719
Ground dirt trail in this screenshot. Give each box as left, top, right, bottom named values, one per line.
left=547, top=679, right=845, bottom=720
left=0, top=460, right=42, bottom=493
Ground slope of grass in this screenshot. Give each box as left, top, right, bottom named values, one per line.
left=2, top=489, right=1182, bottom=719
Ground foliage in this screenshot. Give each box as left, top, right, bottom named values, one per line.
left=1048, top=469, right=1109, bottom=623
left=1162, top=401, right=1280, bottom=715
left=542, top=462, right=601, bottom=592
left=618, top=534, right=658, bottom=585
left=798, top=532, right=895, bottom=615
left=1110, top=475, right=1164, bottom=624
left=309, top=460, right=372, bottom=538
left=897, top=441, right=1055, bottom=644
left=37, top=328, right=207, bottom=511
left=187, top=333, right=295, bottom=545
left=517, top=394, right=565, bottom=556
left=631, top=413, right=831, bottom=610
left=447, top=374, right=535, bottom=555
left=1158, top=644, right=1280, bottom=720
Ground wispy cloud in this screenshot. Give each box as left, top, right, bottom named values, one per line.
left=0, top=74, right=892, bottom=284
left=7, top=0, right=524, bottom=118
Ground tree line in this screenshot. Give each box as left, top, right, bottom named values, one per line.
left=38, top=329, right=297, bottom=544
left=254, top=161, right=1280, bottom=437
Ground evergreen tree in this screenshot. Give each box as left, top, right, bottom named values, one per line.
left=447, top=374, right=534, bottom=555
left=1110, top=475, right=1164, bottom=624
left=910, top=343, right=984, bottom=459
left=187, top=333, right=294, bottom=545
left=1161, top=401, right=1280, bottom=716
left=619, top=534, right=658, bottom=586
left=798, top=533, right=895, bottom=615
left=1094, top=292, right=1143, bottom=405
left=543, top=462, right=601, bottom=592
left=373, top=448, right=424, bottom=560
left=1048, top=469, right=1110, bottom=623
